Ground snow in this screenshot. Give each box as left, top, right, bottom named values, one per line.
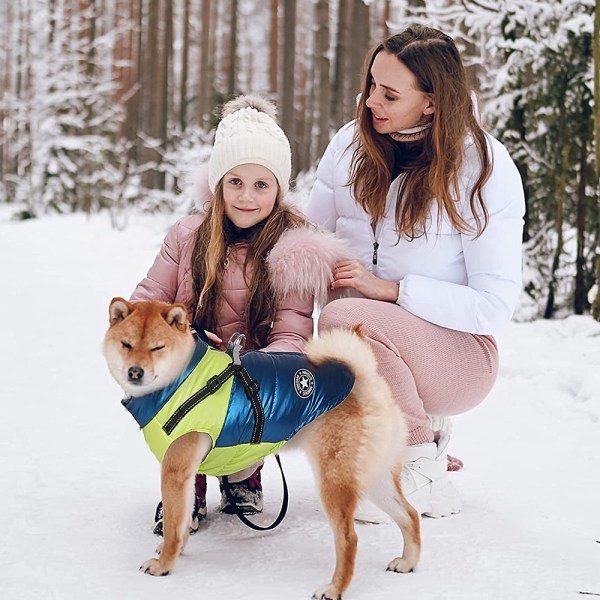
left=1, top=206, right=599, bottom=600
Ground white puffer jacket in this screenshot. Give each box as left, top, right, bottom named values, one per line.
left=305, top=122, right=525, bottom=335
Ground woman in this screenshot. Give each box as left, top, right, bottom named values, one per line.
left=131, top=95, right=347, bottom=534
left=304, top=25, right=525, bottom=519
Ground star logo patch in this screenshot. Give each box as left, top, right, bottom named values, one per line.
left=294, top=368, right=315, bottom=399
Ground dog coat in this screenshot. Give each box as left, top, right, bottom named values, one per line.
left=122, top=340, right=355, bottom=476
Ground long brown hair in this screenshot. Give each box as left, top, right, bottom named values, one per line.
left=190, top=181, right=307, bottom=348
left=350, top=25, right=492, bottom=239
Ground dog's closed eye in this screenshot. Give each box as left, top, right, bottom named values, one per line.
left=122, top=341, right=132, bottom=350
left=151, top=345, right=165, bottom=352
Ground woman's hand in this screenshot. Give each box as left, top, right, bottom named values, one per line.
left=332, top=260, right=399, bottom=302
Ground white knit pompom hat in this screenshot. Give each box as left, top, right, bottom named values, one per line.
left=207, top=94, right=291, bottom=196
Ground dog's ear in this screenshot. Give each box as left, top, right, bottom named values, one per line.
left=109, top=297, right=132, bottom=324
left=165, top=304, right=190, bottom=333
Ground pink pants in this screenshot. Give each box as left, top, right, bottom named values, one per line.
left=318, top=299, right=499, bottom=446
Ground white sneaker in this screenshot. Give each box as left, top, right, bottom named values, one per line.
left=402, top=416, right=461, bottom=517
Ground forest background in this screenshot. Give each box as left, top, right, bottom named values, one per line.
left=1, top=0, right=599, bottom=322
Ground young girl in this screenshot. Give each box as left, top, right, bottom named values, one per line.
left=305, top=26, right=525, bottom=520
left=131, top=95, right=347, bottom=534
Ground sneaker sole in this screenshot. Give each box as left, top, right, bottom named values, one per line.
left=409, top=479, right=461, bottom=518
left=220, top=504, right=263, bottom=515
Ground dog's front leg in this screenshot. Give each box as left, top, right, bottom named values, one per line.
left=141, top=432, right=205, bottom=576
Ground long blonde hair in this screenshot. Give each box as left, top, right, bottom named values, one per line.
left=190, top=181, right=307, bottom=347
left=350, top=25, right=492, bottom=239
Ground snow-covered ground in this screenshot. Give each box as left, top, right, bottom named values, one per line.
left=1, top=207, right=599, bottom=600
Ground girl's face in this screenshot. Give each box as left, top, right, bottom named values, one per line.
left=222, top=163, right=279, bottom=229
left=365, top=51, right=434, bottom=140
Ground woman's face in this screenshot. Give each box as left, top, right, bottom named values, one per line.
left=365, top=51, right=434, bottom=141
left=222, top=163, right=279, bottom=229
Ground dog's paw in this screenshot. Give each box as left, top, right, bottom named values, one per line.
left=140, top=558, right=169, bottom=576
left=311, top=583, right=341, bottom=600
left=386, top=556, right=416, bottom=573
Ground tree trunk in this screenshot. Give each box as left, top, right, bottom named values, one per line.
left=294, top=7, right=310, bottom=175
left=199, top=0, right=213, bottom=131
left=406, top=0, right=426, bottom=13
left=140, top=0, right=161, bottom=189
left=269, top=0, right=278, bottom=94
left=135, top=0, right=145, bottom=167
left=315, top=0, right=330, bottom=160
left=156, top=0, right=173, bottom=190
left=83, top=0, right=98, bottom=213
left=544, top=117, right=570, bottom=319
left=592, top=0, right=600, bottom=321
left=114, top=0, right=139, bottom=154
left=280, top=0, right=296, bottom=149
left=382, top=0, right=391, bottom=40
left=0, top=4, right=11, bottom=182
left=574, top=35, right=593, bottom=315
left=331, top=0, right=351, bottom=129
left=574, top=133, right=589, bottom=315
left=346, top=0, right=370, bottom=123
left=180, top=0, right=190, bottom=132
left=227, top=0, right=238, bottom=97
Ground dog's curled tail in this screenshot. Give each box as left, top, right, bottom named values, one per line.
left=304, top=325, right=377, bottom=380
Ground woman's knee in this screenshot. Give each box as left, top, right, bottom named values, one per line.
left=318, top=299, right=365, bottom=332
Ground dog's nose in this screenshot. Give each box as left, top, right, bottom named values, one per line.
left=128, top=366, right=144, bottom=382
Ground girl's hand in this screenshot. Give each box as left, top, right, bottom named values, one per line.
left=204, top=330, right=223, bottom=346
left=332, top=260, right=399, bottom=302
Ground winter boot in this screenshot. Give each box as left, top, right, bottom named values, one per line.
left=152, top=473, right=208, bottom=536
left=355, top=417, right=460, bottom=523
left=402, top=416, right=461, bottom=517
left=219, top=465, right=264, bottom=515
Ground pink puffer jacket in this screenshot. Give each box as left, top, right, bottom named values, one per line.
left=130, top=213, right=349, bottom=353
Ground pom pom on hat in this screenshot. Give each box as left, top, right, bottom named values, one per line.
left=208, top=94, right=291, bottom=195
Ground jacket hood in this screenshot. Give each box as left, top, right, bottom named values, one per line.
left=192, top=164, right=213, bottom=213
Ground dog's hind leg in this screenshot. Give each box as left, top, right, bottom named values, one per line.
left=365, top=464, right=421, bottom=573
left=140, top=432, right=206, bottom=576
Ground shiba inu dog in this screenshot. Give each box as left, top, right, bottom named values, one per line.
left=103, top=298, right=420, bottom=600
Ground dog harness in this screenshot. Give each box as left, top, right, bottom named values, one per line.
left=122, top=338, right=355, bottom=476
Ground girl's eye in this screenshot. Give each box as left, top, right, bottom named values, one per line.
left=255, top=181, right=268, bottom=189
left=229, top=178, right=241, bottom=185
left=384, top=94, right=396, bottom=102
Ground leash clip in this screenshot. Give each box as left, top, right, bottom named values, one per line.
left=226, top=332, right=246, bottom=366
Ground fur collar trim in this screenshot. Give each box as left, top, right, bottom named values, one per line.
left=267, top=227, right=350, bottom=307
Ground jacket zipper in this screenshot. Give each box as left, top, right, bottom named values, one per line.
left=372, top=241, right=379, bottom=265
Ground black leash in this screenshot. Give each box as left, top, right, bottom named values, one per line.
left=165, top=332, right=288, bottom=530
left=221, top=334, right=288, bottom=529
left=221, top=453, right=289, bottom=531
